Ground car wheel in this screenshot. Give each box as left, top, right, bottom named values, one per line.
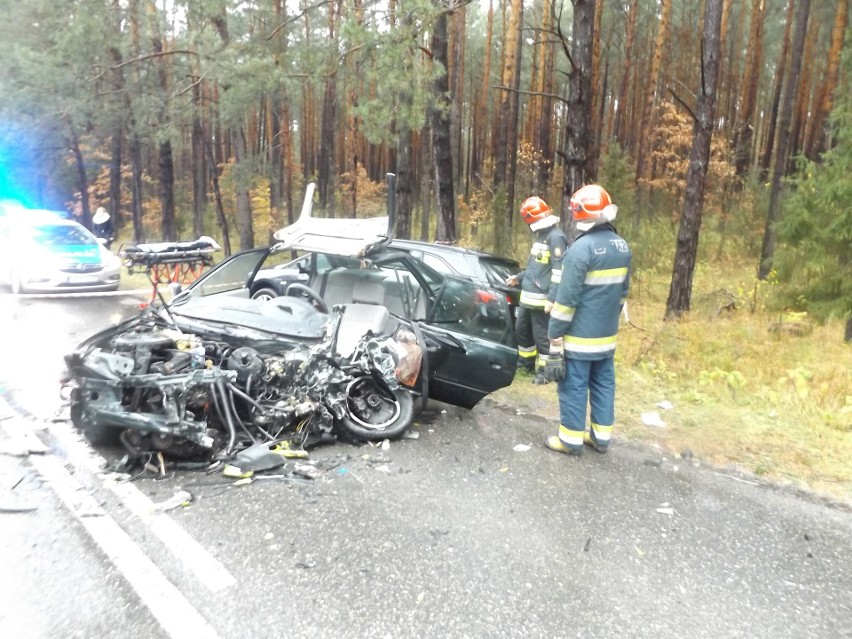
left=334, top=376, right=414, bottom=441
left=251, top=287, right=279, bottom=301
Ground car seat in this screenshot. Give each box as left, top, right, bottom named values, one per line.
left=334, top=278, right=390, bottom=357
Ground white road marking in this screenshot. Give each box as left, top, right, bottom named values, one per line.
left=45, top=418, right=237, bottom=593
left=23, top=443, right=221, bottom=639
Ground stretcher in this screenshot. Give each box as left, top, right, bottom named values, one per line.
left=119, top=236, right=220, bottom=306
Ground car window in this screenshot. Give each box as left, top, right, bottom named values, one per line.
left=194, top=250, right=268, bottom=297
left=420, top=251, right=455, bottom=275
left=479, top=257, right=520, bottom=287
left=429, top=276, right=514, bottom=346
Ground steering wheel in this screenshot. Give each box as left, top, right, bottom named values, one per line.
left=284, top=283, right=329, bottom=314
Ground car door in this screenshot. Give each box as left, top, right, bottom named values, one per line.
left=419, top=275, right=518, bottom=409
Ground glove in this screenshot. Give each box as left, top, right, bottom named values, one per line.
left=541, top=339, right=565, bottom=382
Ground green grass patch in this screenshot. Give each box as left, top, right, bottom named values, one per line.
left=495, top=263, right=852, bottom=505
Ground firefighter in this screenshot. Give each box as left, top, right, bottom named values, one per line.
left=506, top=196, right=568, bottom=385
left=541, top=184, right=631, bottom=455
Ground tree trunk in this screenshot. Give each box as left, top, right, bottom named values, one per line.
left=233, top=130, right=253, bottom=250
left=109, top=133, right=122, bottom=231
left=561, top=0, right=596, bottom=230
left=758, top=0, right=810, bottom=280
left=614, top=0, right=639, bottom=147
left=430, top=7, right=456, bottom=244
left=635, top=0, right=672, bottom=182
left=159, top=141, right=176, bottom=241
left=318, top=1, right=340, bottom=212
left=758, top=0, right=795, bottom=183
left=129, top=136, right=144, bottom=243
left=665, top=0, right=724, bottom=319
left=204, top=136, right=231, bottom=256
left=804, top=0, right=847, bottom=161
left=69, top=126, right=91, bottom=229
left=470, top=0, right=494, bottom=188
left=493, top=0, right=522, bottom=190
left=733, top=0, right=766, bottom=179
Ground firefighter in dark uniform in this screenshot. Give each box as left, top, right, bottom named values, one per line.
left=506, top=196, right=569, bottom=385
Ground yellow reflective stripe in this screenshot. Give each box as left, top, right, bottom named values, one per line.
left=590, top=423, right=613, bottom=442
left=530, top=242, right=548, bottom=254
left=558, top=425, right=584, bottom=447
left=520, top=291, right=548, bottom=307
left=563, top=334, right=617, bottom=353
left=585, top=267, right=628, bottom=285
left=551, top=268, right=562, bottom=284
left=550, top=303, right=574, bottom=322
left=518, top=346, right=537, bottom=359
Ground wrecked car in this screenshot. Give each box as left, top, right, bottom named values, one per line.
left=63, top=178, right=518, bottom=462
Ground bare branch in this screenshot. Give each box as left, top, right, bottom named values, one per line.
left=667, top=86, right=698, bottom=124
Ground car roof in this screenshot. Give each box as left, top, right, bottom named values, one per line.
left=272, top=183, right=391, bottom=257
left=389, top=238, right=520, bottom=264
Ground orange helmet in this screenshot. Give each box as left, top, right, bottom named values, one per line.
left=519, top=196, right=552, bottom=226
left=570, top=184, right=617, bottom=230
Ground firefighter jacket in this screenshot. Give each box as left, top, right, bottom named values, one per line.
left=548, top=224, right=631, bottom=360
left=517, top=222, right=569, bottom=310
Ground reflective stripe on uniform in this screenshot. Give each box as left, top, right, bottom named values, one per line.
left=530, top=242, right=551, bottom=264
left=551, top=267, right=562, bottom=284
left=585, top=267, right=629, bottom=286
left=558, top=424, right=584, bottom=448
left=550, top=302, right=575, bottom=322
left=563, top=334, right=617, bottom=354
left=590, top=422, right=613, bottom=442
left=518, top=345, right=537, bottom=360
left=520, top=290, right=548, bottom=307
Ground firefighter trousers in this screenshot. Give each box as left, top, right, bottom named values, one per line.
left=515, top=306, right=550, bottom=371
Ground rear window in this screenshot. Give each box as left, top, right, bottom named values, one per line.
left=479, top=257, right=520, bottom=287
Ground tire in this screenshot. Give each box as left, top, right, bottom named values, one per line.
left=334, top=376, right=414, bottom=441
left=251, top=287, right=279, bottom=301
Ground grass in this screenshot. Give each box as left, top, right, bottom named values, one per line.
left=493, top=261, right=852, bottom=505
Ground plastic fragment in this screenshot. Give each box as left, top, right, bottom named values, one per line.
left=294, top=464, right=321, bottom=480
left=222, top=464, right=253, bottom=479
left=655, top=400, right=674, bottom=410
left=512, top=443, right=531, bottom=452
left=401, top=430, right=420, bottom=440
left=153, top=490, right=193, bottom=512
left=641, top=411, right=666, bottom=428
left=374, top=464, right=392, bottom=474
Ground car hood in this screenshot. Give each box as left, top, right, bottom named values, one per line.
left=171, top=295, right=328, bottom=340
left=44, top=243, right=102, bottom=263
left=272, top=182, right=391, bottom=257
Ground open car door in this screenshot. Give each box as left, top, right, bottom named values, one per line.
left=419, top=276, right=518, bottom=409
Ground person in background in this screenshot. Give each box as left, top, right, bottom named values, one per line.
left=542, top=184, right=631, bottom=456
left=92, top=207, right=115, bottom=249
left=506, top=196, right=568, bottom=385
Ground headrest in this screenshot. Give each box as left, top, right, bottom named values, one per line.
left=352, top=279, right=385, bottom=305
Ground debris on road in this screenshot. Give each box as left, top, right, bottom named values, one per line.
left=513, top=443, right=532, bottom=452
left=656, top=502, right=675, bottom=516
left=641, top=411, right=666, bottom=428
left=152, top=489, right=193, bottom=512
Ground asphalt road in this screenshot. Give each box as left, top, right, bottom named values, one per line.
left=1, top=292, right=850, bottom=639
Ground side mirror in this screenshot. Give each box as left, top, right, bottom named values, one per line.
left=168, top=282, right=183, bottom=296
left=297, top=257, right=310, bottom=274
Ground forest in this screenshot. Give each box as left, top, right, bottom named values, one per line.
left=0, top=0, right=849, bottom=335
